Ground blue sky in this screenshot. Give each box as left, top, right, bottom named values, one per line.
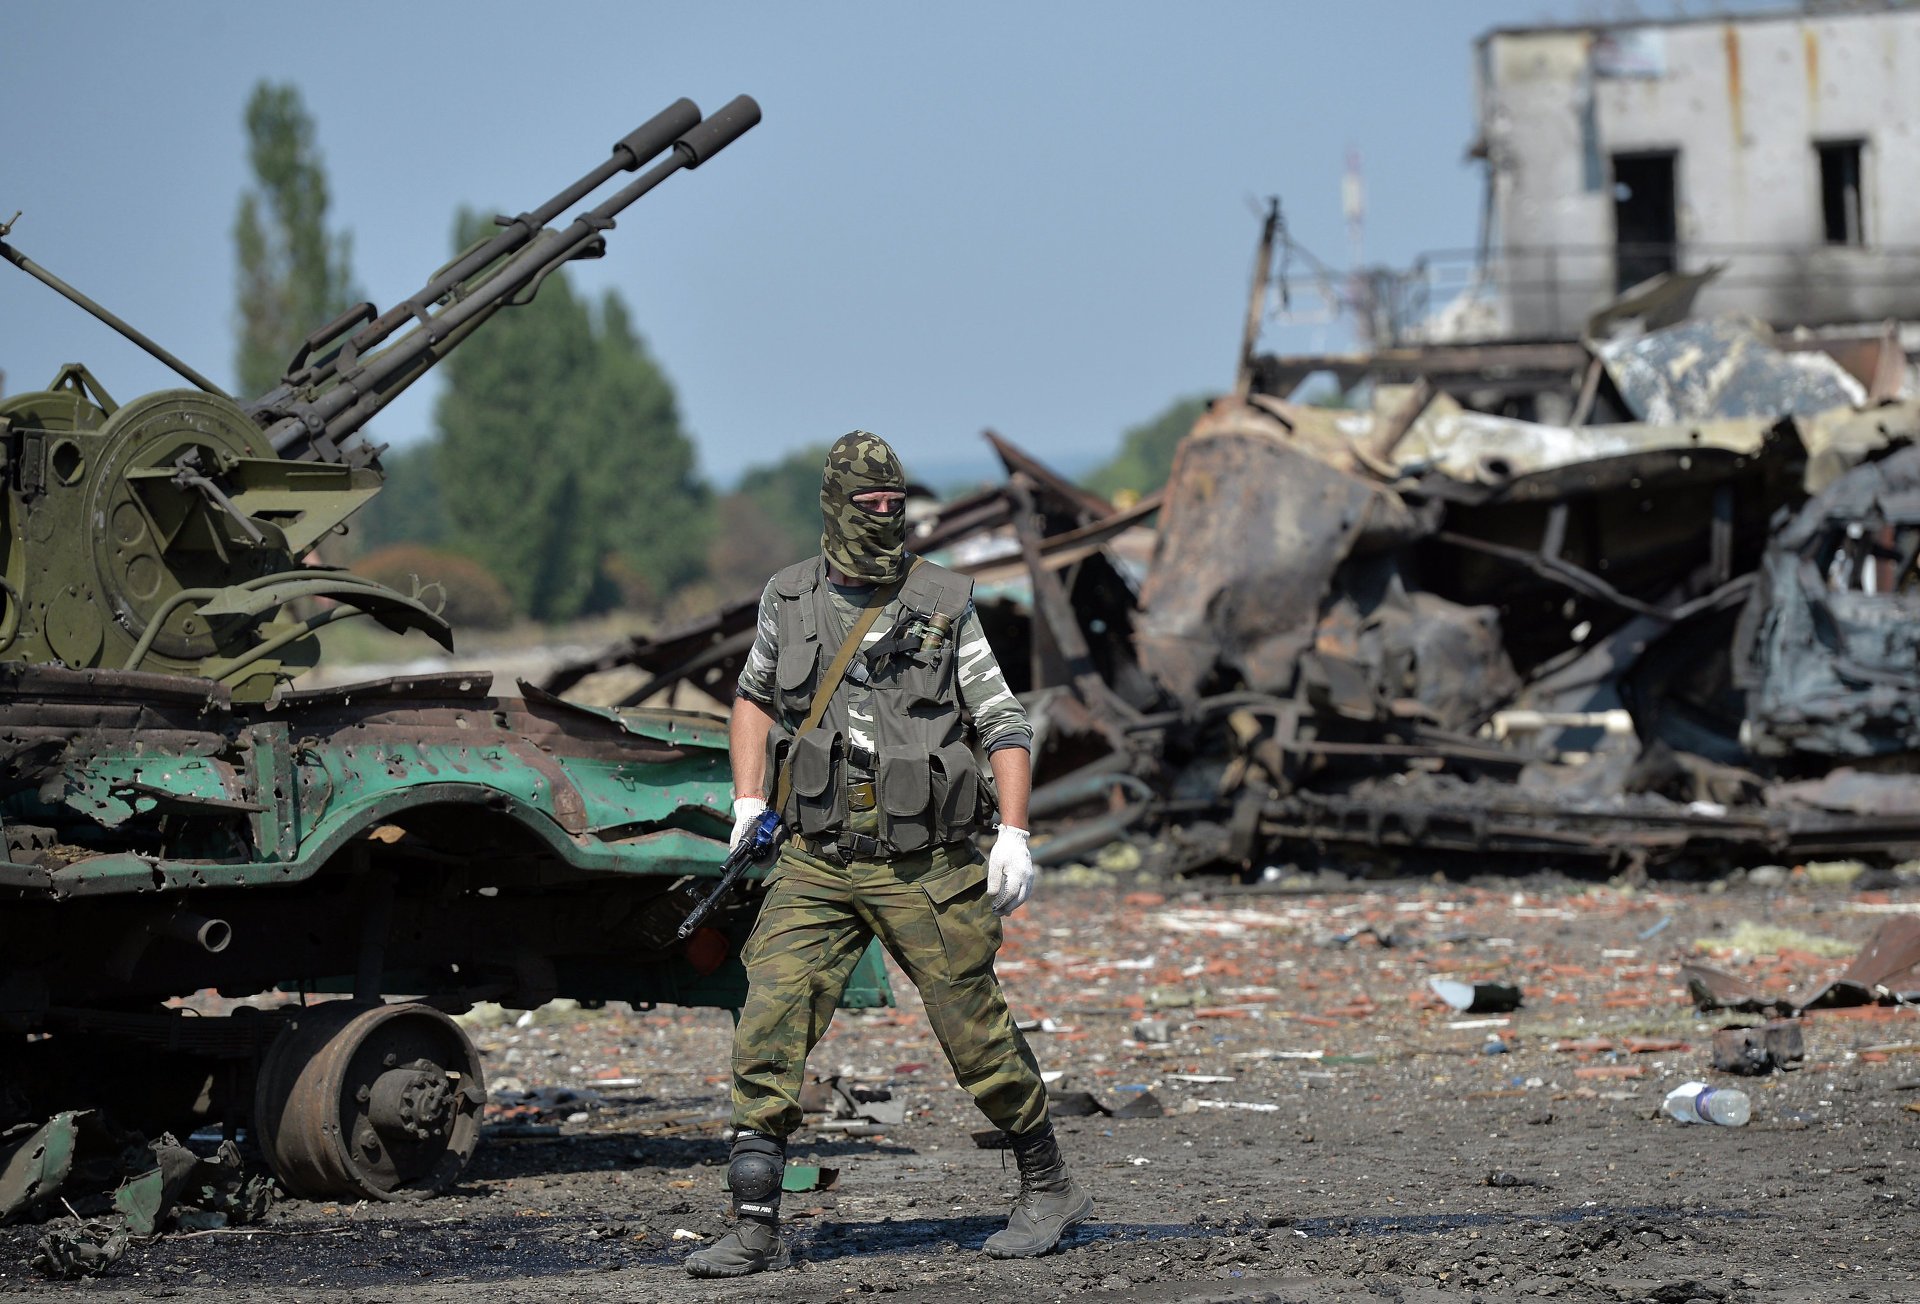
left=2, top=1, right=1776, bottom=487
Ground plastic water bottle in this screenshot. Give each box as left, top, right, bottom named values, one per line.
left=1662, top=1081, right=1751, bottom=1126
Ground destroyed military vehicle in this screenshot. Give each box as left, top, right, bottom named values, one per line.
left=0, top=98, right=888, bottom=1211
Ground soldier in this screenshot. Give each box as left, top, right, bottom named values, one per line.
left=685, top=431, right=1092, bottom=1278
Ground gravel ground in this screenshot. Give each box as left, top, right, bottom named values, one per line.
left=3, top=870, right=1917, bottom=1303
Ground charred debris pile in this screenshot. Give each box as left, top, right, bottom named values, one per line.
left=550, top=308, right=1920, bottom=882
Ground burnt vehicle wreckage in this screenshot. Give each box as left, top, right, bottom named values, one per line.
left=553, top=220, right=1920, bottom=884
left=0, top=96, right=896, bottom=1227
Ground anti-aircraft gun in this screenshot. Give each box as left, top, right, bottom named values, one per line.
left=0, top=100, right=893, bottom=1211
left=0, top=96, right=759, bottom=698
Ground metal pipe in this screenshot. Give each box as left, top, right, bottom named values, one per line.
left=0, top=239, right=231, bottom=398
left=1029, top=769, right=1153, bottom=821
left=1030, top=802, right=1153, bottom=868
left=202, top=603, right=369, bottom=684
left=156, top=911, right=233, bottom=953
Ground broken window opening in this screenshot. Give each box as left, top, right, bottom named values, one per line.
left=1611, top=151, right=1679, bottom=292
left=1817, top=140, right=1866, bottom=247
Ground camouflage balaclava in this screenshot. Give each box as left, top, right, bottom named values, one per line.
left=820, top=430, right=908, bottom=584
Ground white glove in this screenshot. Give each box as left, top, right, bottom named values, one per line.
left=986, top=825, right=1034, bottom=917
left=730, top=796, right=768, bottom=853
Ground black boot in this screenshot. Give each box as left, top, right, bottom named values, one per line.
left=983, top=1123, right=1093, bottom=1258
left=685, top=1131, right=792, bottom=1278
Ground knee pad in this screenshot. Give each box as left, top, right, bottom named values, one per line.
left=729, top=1131, right=786, bottom=1218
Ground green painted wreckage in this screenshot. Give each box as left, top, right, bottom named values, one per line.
left=0, top=99, right=891, bottom=1207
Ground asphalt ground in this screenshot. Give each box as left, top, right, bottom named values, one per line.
left=3, top=867, right=1916, bottom=1303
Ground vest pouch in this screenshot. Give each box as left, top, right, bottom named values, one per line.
left=888, top=640, right=950, bottom=710
left=930, top=739, right=980, bottom=836
left=788, top=728, right=844, bottom=836
left=765, top=730, right=795, bottom=823
left=878, top=753, right=933, bottom=853
left=776, top=640, right=821, bottom=717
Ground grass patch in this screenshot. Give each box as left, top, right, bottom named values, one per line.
left=1693, top=920, right=1856, bottom=959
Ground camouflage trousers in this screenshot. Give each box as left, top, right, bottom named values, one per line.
left=729, top=825, right=1048, bottom=1139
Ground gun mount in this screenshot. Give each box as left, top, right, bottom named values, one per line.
left=0, top=97, right=759, bottom=699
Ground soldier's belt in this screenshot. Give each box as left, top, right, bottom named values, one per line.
left=847, top=781, right=877, bottom=812
left=795, top=831, right=884, bottom=865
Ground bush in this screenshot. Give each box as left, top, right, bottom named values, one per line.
left=355, top=545, right=515, bottom=631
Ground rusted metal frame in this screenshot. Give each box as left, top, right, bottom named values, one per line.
left=1234, top=197, right=1282, bottom=401
left=1262, top=802, right=1702, bottom=857
left=1006, top=474, right=1100, bottom=690
left=1026, top=490, right=1161, bottom=562
left=912, top=490, right=1013, bottom=555
left=1265, top=794, right=1636, bottom=850
left=1006, top=475, right=1136, bottom=741
left=270, top=670, right=495, bottom=710
left=948, top=493, right=1161, bottom=586
left=1568, top=355, right=1604, bottom=427
left=0, top=663, right=234, bottom=709
left=289, top=702, right=698, bottom=766
left=1274, top=738, right=1525, bottom=767
left=1363, top=377, right=1435, bottom=466
left=1281, top=789, right=1775, bottom=839
left=540, top=596, right=760, bottom=695
left=1252, top=340, right=1590, bottom=395
left=614, top=627, right=758, bottom=708
left=987, top=430, right=1115, bottom=523
left=1258, top=796, right=1920, bottom=864
left=1124, top=693, right=1522, bottom=770
left=1434, top=527, right=1751, bottom=623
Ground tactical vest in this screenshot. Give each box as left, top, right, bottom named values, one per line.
left=764, top=555, right=993, bottom=853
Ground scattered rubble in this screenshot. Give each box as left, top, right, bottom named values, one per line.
left=0, top=877, right=1909, bottom=1295
left=1684, top=914, right=1920, bottom=1015
left=1, top=1111, right=274, bottom=1279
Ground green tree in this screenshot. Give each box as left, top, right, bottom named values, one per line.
left=232, top=82, right=357, bottom=397
left=579, top=294, right=712, bottom=608
left=736, top=444, right=829, bottom=558
left=432, top=210, right=708, bottom=622
left=702, top=444, right=829, bottom=599
left=1083, top=395, right=1212, bottom=499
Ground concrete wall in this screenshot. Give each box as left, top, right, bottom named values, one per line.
left=1473, top=8, right=1920, bottom=340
